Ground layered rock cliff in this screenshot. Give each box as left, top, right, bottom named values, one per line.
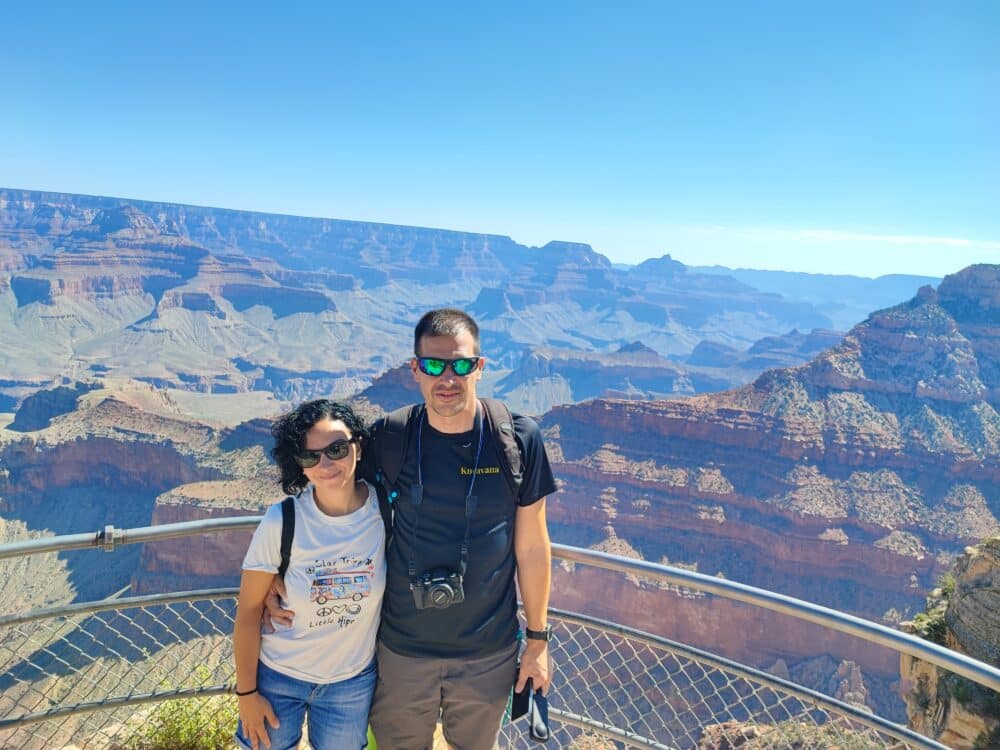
left=542, top=266, right=999, bottom=702
left=901, top=536, right=1000, bottom=749
left=136, top=478, right=276, bottom=593
left=0, top=381, right=242, bottom=601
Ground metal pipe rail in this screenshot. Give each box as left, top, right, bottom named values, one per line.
left=554, top=544, right=1000, bottom=695
left=3, top=517, right=997, bottom=694
left=552, top=607, right=951, bottom=750
left=0, top=516, right=262, bottom=559
left=0, top=590, right=953, bottom=749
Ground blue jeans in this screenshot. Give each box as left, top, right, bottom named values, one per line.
left=235, top=659, right=376, bottom=750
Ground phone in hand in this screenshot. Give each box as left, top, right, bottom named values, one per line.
left=511, top=677, right=532, bottom=720
left=511, top=677, right=550, bottom=742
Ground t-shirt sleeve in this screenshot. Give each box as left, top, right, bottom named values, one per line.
left=513, top=414, right=559, bottom=507
left=242, top=502, right=283, bottom=573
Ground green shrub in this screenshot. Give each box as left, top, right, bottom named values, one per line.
left=120, top=692, right=238, bottom=750
left=910, top=610, right=948, bottom=646
left=936, top=571, right=956, bottom=598
left=973, top=727, right=1000, bottom=750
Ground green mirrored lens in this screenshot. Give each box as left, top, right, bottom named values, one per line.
left=452, top=357, right=476, bottom=375
left=420, top=358, right=447, bottom=376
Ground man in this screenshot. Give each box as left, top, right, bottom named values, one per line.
left=268, top=308, right=556, bottom=750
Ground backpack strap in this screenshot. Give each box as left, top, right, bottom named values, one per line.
left=480, top=398, right=524, bottom=499
left=370, top=404, right=421, bottom=540
left=374, top=404, right=421, bottom=490
left=277, top=496, right=295, bottom=579
left=373, top=399, right=524, bottom=506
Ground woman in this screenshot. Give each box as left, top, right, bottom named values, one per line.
left=234, top=399, right=385, bottom=750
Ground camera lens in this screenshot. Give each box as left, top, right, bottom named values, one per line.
left=428, top=585, right=453, bottom=608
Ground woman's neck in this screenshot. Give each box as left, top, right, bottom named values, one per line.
left=312, top=480, right=365, bottom=517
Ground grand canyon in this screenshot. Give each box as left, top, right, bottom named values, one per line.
left=1, top=188, right=998, bottom=744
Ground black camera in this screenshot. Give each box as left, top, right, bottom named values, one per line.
left=411, top=567, right=465, bottom=610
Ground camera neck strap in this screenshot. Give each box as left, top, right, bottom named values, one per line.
left=408, top=402, right=484, bottom=580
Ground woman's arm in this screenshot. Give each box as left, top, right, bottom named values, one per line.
left=234, top=569, right=281, bottom=750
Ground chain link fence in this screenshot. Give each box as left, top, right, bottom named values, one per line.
left=4, top=521, right=997, bottom=748
left=0, top=593, right=237, bottom=749
left=2, top=592, right=947, bottom=749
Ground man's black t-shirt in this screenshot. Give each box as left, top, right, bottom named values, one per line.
left=375, top=406, right=557, bottom=658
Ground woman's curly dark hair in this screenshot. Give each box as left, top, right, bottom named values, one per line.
left=271, top=399, right=368, bottom=496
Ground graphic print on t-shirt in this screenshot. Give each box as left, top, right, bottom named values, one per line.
left=305, top=555, right=375, bottom=628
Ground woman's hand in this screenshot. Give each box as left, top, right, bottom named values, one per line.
left=239, top=692, right=280, bottom=750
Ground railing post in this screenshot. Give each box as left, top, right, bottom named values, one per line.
left=97, top=524, right=124, bottom=552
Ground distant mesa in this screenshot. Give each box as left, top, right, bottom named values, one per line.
left=495, top=344, right=706, bottom=413
left=469, top=287, right=543, bottom=318
left=10, top=382, right=101, bottom=432
left=537, top=240, right=610, bottom=267
left=616, top=341, right=660, bottom=356
left=154, top=282, right=336, bottom=319
left=6, top=203, right=213, bottom=307
left=220, top=417, right=275, bottom=454
left=629, top=253, right=687, bottom=279
left=687, top=340, right=742, bottom=368
left=692, top=263, right=943, bottom=332
left=621, top=300, right=670, bottom=326
left=220, top=284, right=335, bottom=317
left=155, top=290, right=227, bottom=318
left=26, top=203, right=69, bottom=235
left=90, top=205, right=161, bottom=238
left=742, top=327, right=844, bottom=370
left=685, top=328, right=845, bottom=373
left=358, top=364, right=420, bottom=413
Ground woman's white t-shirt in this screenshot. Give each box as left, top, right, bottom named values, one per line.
left=242, top=481, right=386, bottom=684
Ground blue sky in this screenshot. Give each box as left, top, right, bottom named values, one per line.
left=2, top=1, right=997, bottom=277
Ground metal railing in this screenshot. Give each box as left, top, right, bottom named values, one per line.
left=1, top=517, right=997, bottom=749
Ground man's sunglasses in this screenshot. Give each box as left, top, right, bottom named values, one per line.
left=415, top=356, right=482, bottom=377
left=293, top=437, right=359, bottom=468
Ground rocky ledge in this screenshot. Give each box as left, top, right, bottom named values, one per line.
left=901, top=536, right=1000, bottom=749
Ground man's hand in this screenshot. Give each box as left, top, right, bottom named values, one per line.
left=261, top=577, right=294, bottom=633
left=238, top=692, right=279, bottom=750
left=515, top=640, right=552, bottom=695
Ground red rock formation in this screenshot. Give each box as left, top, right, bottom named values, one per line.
left=541, top=267, right=1000, bottom=709
left=134, top=480, right=278, bottom=593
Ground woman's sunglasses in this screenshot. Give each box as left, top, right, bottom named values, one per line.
left=415, top=356, right=481, bottom=377
left=294, top=437, right=358, bottom=468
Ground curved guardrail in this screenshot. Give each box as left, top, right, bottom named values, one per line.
left=0, top=517, right=996, bottom=749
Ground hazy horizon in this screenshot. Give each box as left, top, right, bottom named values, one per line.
left=3, top=185, right=960, bottom=282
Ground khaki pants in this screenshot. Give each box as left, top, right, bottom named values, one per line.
left=369, top=641, right=518, bottom=750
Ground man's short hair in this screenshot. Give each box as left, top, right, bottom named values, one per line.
left=414, top=308, right=481, bottom=355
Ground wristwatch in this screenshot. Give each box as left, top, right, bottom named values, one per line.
left=525, top=625, right=552, bottom=642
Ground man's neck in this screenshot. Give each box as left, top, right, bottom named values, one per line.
left=424, top=401, right=479, bottom=434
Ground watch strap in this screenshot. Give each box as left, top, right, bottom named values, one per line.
left=525, top=625, right=552, bottom=641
